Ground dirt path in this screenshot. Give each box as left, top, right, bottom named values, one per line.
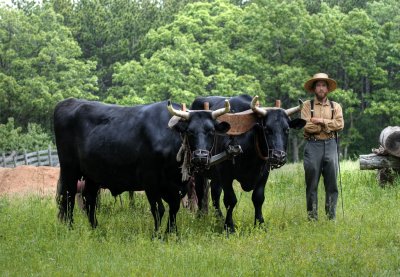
left=0, top=166, right=59, bottom=197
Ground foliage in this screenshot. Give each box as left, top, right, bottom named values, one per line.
left=364, top=0, right=400, bottom=126
left=110, top=0, right=262, bottom=105
left=109, top=0, right=395, bottom=158
left=62, top=0, right=203, bottom=96
left=0, top=118, right=52, bottom=152
left=0, top=161, right=399, bottom=275
left=0, top=5, right=98, bottom=132
left=0, top=0, right=399, bottom=157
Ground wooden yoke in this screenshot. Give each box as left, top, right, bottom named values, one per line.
left=218, top=110, right=257, bottom=136
left=215, top=98, right=284, bottom=136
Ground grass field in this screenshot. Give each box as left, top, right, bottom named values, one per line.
left=1, top=161, right=399, bottom=276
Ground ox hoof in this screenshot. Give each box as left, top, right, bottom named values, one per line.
left=214, top=209, right=224, bottom=219
left=151, top=231, right=163, bottom=241
left=224, top=224, right=236, bottom=234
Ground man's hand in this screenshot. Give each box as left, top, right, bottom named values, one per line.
left=311, top=117, right=325, bottom=125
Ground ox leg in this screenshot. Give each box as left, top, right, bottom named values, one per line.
left=56, top=167, right=79, bottom=226
left=223, top=184, right=237, bottom=233
left=166, top=199, right=180, bottom=233
left=157, top=199, right=165, bottom=232
left=82, top=178, right=99, bottom=228
left=128, top=191, right=135, bottom=207
left=146, top=192, right=165, bottom=233
left=252, top=183, right=266, bottom=226
left=164, top=188, right=181, bottom=233
left=211, top=180, right=223, bottom=218
left=195, top=175, right=209, bottom=214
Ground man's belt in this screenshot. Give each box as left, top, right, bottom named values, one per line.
left=306, top=136, right=335, bottom=141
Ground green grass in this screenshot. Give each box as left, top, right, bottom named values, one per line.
left=1, top=161, right=399, bottom=276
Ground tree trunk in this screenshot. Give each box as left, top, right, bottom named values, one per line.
left=379, top=126, right=400, bottom=157
left=359, top=153, right=400, bottom=170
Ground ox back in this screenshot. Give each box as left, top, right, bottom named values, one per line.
left=54, top=98, right=230, bottom=233
left=191, top=94, right=305, bottom=232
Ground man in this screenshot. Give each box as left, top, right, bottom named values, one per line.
left=301, top=73, right=344, bottom=220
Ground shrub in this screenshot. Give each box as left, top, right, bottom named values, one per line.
left=0, top=118, right=52, bottom=153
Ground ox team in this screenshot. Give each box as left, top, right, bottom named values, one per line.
left=54, top=83, right=343, bottom=232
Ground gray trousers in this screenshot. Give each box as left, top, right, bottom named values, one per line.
left=303, top=139, right=338, bottom=220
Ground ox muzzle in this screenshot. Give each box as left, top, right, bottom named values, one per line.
left=191, top=149, right=211, bottom=168
left=255, top=135, right=287, bottom=169
left=267, top=149, right=287, bottom=169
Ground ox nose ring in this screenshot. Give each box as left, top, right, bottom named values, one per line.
left=272, top=151, right=286, bottom=160
left=191, top=149, right=210, bottom=167
left=268, top=150, right=287, bottom=169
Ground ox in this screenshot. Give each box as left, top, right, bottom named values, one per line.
left=54, top=98, right=231, bottom=233
left=191, top=94, right=306, bottom=232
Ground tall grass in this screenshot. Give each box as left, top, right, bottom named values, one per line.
left=1, top=161, right=399, bottom=276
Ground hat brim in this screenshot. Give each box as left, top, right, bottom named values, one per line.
left=304, top=78, right=337, bottom=93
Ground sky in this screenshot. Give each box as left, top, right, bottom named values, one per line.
left=0, top=0, right=14, bottom=7
left=0, top=0, right=42, bottom=7
left=0, top=0, right=12, bottom=5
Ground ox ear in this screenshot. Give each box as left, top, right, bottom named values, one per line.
left=289, top=118, right=306, bottom=129
left=171, top=120, right=189, bottom=133
left=215, top=121, right=231, bottom=134
left=168, top=116, right=182, bottom=129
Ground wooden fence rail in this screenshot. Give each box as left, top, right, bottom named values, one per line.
left=0, top=146, right=59, bottom=168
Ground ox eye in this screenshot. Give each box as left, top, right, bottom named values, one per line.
left=264, top=127, right=272, bottom=134
left=186, top=130, right=195, bottom=137
left=285, top=128, right=290, bottom=134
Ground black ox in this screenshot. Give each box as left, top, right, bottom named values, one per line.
left=191, top=94, right=306, bottom=232
left=54, top=98, right=231, bottom=233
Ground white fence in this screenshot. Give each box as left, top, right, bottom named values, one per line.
left=0, top=146, right=59, bottom=167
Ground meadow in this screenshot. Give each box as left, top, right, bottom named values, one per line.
left=0, top=161, right=399, bottom=276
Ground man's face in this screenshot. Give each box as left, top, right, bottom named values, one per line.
left=314, top=80, right=329, bottom=101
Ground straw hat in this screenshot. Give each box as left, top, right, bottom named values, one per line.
left=304, top=73, right=337, bottom=93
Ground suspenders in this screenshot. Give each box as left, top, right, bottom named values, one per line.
left=310, top=99, right=335, bottom=119
left=309, top=99, right=336, bottom=140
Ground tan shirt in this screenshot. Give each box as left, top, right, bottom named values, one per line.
left=301, top=97, right=344, bottom=140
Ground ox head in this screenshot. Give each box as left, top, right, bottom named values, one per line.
left=168, top=100, right=231, bottom=170
left=250, top=96, right=306, bottom=168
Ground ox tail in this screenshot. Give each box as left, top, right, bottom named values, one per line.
left=56, top=177, right=73, bottom=223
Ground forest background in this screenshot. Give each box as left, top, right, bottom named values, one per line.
left=1, top=0, right=399, bottom=161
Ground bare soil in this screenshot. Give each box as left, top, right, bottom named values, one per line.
left=0, top=165, right=59, bottom=197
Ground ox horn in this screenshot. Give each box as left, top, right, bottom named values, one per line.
left=285, top=99, right=304, bottom=116
left=251, top=96, right=267, bottom=116
left=211, top=99, right=230, bottom=119
left=167, top=100, right=190, bottom=120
